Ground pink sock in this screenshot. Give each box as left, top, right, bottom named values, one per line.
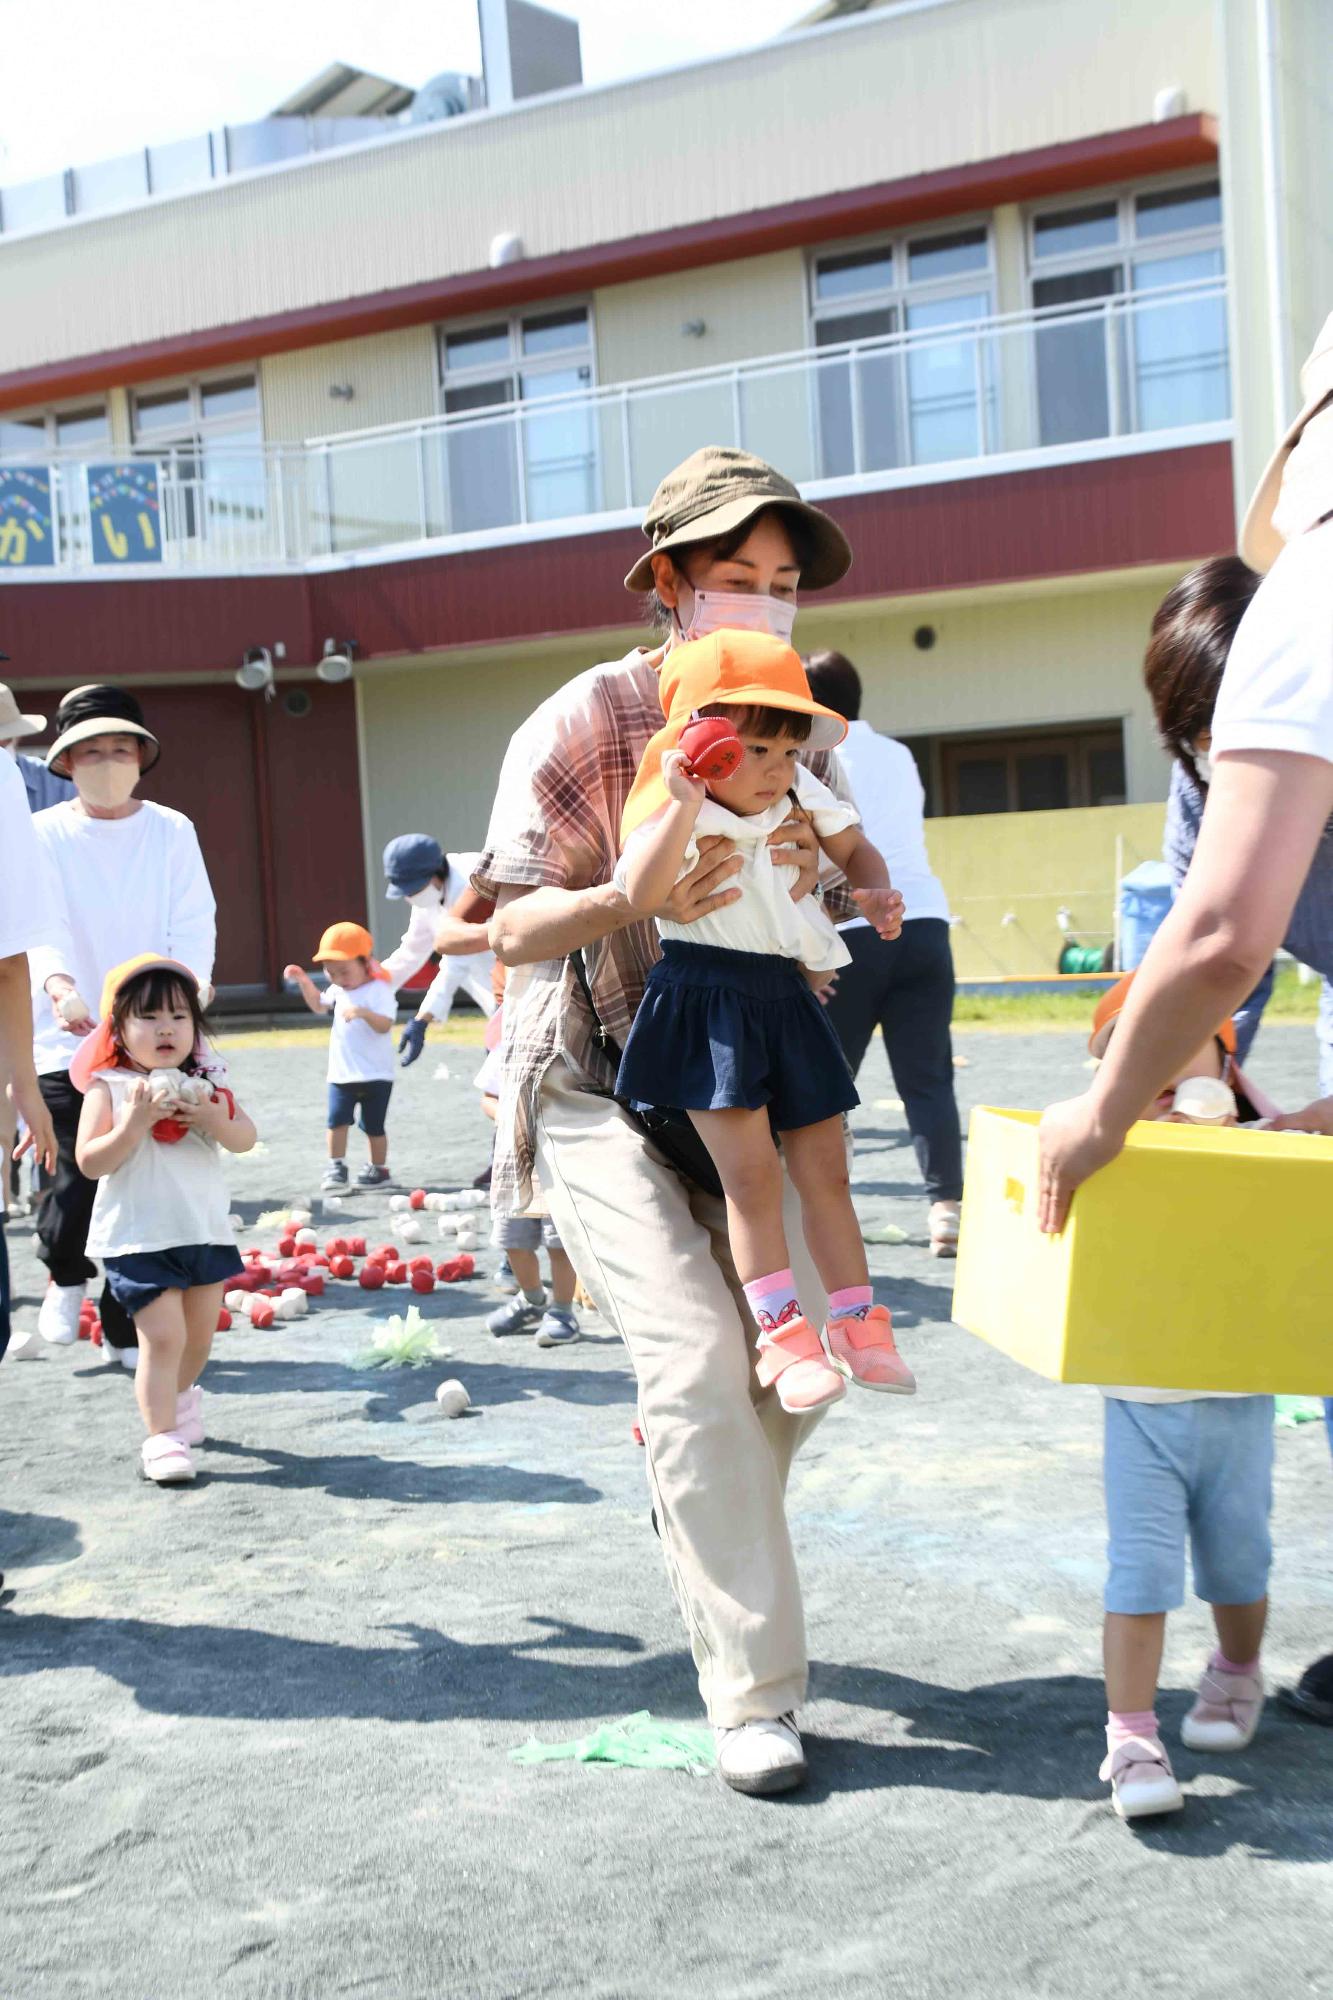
left=829, top=1285, right=873, bottom=1321
left=1106, top=1708, right=1159, bottom=1747
left=743, top=1268, right=801, bottom=1335
left=1212, top=1648, right=1261, bottom=1676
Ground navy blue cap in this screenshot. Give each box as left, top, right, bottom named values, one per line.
left=383, top=833, right=445, bottom=898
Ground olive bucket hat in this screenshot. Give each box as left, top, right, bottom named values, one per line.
left=623, top=446, right=852, bottom=594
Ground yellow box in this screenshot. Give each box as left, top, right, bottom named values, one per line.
left=951, top=1107, right=1333, bottom=1394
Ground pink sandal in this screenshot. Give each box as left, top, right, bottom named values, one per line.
left=140, top=1432, right=196, bottom=1485
left=755, top=1316, right=846, bottom=1413
left=825, top=1305, right=916, bottom=1395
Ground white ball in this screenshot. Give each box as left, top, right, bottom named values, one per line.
left=437, top=1214, right=458, bottom=1238
left=435, top=1379, right=471, bottom=1417
left=326, top=1195, right=344, bottom=1210
left=425, top=1193, right=446, bottom=1211
left=224, top=1291, right=246, bottom=1312
left=229, top=1214, right=244, bottom=1232
left=389, top=1194, right=411, bottom=1212
left=398, top=1217, right=424, bottom=1243
left=288, top=1208, right=313, bottom=1227
left=294, top=1226, right=318, bottom=1248
left=278, top=1288, right=308, bottom=1319
left=455, top=1227, right=478, bottom=1251
left=464, top=1188, right=488, bottom=1210
left=442, top=1192, right=463, bottom=1211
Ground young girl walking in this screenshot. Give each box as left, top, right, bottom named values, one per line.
left=73, top=955, right=255, bottom=1485
left=284, top=923, right=396, bottom=1189
left=616, top=629, right=912, bottom=1412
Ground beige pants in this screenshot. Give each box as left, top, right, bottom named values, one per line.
left=534, top=1057, right=830, bottom=1727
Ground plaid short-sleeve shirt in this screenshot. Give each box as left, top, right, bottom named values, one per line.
left=474, top=647, right=854, bottom=1212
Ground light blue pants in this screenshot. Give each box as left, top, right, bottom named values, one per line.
left=1103, top=1396, right=1274, bottom=1615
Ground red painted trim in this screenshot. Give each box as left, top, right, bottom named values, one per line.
left=0, top=117, right=1218, bottom=413
left=2, top=445, right=1233, bottom=684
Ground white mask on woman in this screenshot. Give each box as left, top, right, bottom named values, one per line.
left=74, top=762, right=139, bottom=809
left=405, top=886, right=441, bottom=911
left=673, top=588, right=797, bottom=647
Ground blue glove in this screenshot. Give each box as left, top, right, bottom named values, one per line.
left=398, top=1017, right=428, bottom=1067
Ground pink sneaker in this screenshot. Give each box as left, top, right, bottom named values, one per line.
left=755, top=1316, right=846, bottom=1414
left=825, top=1305, right=916, bottom=1395
left=1099, top=1735, right=1184, bottom=1820
left=1181, top=1662, right=1264, bottom=1752
left=140, top=1432, right=196, bottom=1485
left=175, top=1386, right=205, bottom=1448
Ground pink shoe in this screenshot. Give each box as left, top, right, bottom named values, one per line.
left=175, top=1385, right=205, bottom=1448
left=140, top=1432, right=196, bottom=1485
left=755, top=1316, right=846, bottom=1414
left=1181, top=1662, right=1264, bottom=1751
left=1099, top=1735, right=1184, bottom=1820
left=825, top=1305, right=916, bottom=1395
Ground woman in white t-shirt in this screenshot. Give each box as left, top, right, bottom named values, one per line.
left=1037, top=310, right=1333, bottom=1725
left=28, top=685, right=217, bottom=1362
left=284, top=922, right=397, bottom=1190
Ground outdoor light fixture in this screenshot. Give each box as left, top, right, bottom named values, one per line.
left=489, top=231, right=523, bottom=267
left=235, top=647, right=275, bottom=694
left=316, top=638, right=357, bottom=685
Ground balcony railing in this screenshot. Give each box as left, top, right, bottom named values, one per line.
left=0, top=282, right=1229, bottom=579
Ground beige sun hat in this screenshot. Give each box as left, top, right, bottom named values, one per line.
left=1240, top=310, right=1333, bottom=573
left=623, top=446, right=852, bottom=594
left=0, top=682, right=45, bottom=741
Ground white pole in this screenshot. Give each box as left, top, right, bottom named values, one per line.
left=1257, top=0, right=1294, bottom=435
left=1112, top=832, right=1124, bottom=971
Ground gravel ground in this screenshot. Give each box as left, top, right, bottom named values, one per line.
left=2, top=1020, right=1331, bottom=2000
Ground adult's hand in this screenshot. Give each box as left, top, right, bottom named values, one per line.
left=1036, top=1095, right=1126, bottom=1235
left=10, top=1072, right=56, bottom=1173
left=767, top=812, right=820, bottom=903
left=44, top=974, right=94, bottom=1036
left=655, top=834, right=742, bottom=927
left=398, top=1018, right=428, bottom=1067
left=1267, top=1097, right=1333, bottom=1136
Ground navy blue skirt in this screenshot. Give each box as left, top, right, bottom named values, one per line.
left=616, top=940, right=859, bottom=1132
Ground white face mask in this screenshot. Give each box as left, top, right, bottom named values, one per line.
left=1194, top=751, right=1214, bottom=785
left=673, top=588, right=797, bottom=647
left=405, top=886, right=442, bottom=911
left=74, top=761, right=139, bottom=809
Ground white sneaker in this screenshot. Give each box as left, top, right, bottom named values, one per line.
left=110, top=1342, right=140, bottom=1373
left=715, top=1712, right=808, bottom=1796
left=38, top=1283, right=84, bottom=1344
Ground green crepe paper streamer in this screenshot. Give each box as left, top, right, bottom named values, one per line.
left=510, top=1711, right=717, bottom=1775
left=1274, top=1395, right=1326, bottom=1428
left=861, top=1223, right=909, bottom=1245
left=355, top=1305, right=446, bottom=1370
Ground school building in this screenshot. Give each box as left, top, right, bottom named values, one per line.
left=1, top=0, right=1329, bottom=991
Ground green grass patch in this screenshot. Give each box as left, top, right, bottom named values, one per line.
left=952, top=963, right=1320, bottom=1031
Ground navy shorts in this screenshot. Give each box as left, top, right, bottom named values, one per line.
left=328, top=1079, right=393, bottom=1136
left=616, top=940, right=859, bottom=1132
left=103, top=1244, right=245, bottom=1317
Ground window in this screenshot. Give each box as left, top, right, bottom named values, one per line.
left=809, top=225, right=993, bottom=476
left=437, top=305, right=596, bottom=532
left=0, top=404, right=109, bottom=458
left=935, top=724, right=1127, bottom=817
left=1027, top=180, right=1226, bottom=445
left=131, top=373, right=264, bottom=542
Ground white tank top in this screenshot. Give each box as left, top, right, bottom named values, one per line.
left=85, top=1068, right=236, bottom=1258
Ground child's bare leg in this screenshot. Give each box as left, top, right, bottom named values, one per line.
left=368, top=1133, right=388, bottom=1167
left=507, top=1247, right=542, bottom=1297
left=546, top=1246, right=577, bottom=1309
left=1212, top=1596, right=1267, bottom=1666
left=328, top=1124, right=350, bottom=1161
left=780, top=1116, right=868, bottom=1296
left=687, top=1107, right=788, bottom=1282
left=1104, top=1611, right=1167, bottom=1715
left=134, top=1291, right=189, bottom=1435
left=179, top=1282, right=224, bottom=1394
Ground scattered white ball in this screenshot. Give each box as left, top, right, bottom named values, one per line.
left=229, top=1214, right=245, bottom=1231
left=294, top=1226, right=318, bottom=1248
left=425, top=1193, right=446, bottom=1212
left=326, top=1195, right=344, bottom=1210
left=455, top=1227, right=478, bottom=1251
left=464, top=1188, right=489, bottom=1210
left=277, top=1288, right=309, bottom=1319
left=389, top=1194, right=411, bottom=1213
left=288, top=1208, right=313, bottom=1227
left=435, top=1379, right=471, bottom=1417
left=224, top=1291, right=246, bottom=1312
left=436, top=1213, right=459, bottom=1238
left=397, top=1218, right=425, bottom=1243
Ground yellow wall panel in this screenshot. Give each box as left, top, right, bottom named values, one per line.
left=260, top=327, right=439, bottom=444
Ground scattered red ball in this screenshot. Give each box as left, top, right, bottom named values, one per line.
left=359, top=1264, right=386, bottom=1290
left=250, top=1302, right=276, bottom=1329
left=330, top=1256, right=355, bottom=1279
left=298, top=1272, right=325, bottom=1296
left=410, top=1269, right=435, bottom=1293
left=386, top=1265, right=408, bottom=1284
left=217, top=1307, right=232, bottom=1331
left=408, top=1255, right=434, bottom=1273
left=277, top=1234, right=297, bottom=1258
left=409, top=1188, right=427, bottom=1210
left=348, top=1236, right=367, bottom=1257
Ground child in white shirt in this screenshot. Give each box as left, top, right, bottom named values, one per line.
left=616, top=630, right=912, bottom=1414
left=284, top=923, right=396, bottom=1189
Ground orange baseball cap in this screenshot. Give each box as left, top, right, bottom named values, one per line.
left=313, top=922, right=375, bottom=964
left=1089, top=971, right=1236, bottom=1055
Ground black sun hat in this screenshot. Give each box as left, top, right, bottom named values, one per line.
left=46, top=684, right=160, bottom=777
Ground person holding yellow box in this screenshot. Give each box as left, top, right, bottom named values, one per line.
left=1087, top=974, right=1279, bottom=1822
